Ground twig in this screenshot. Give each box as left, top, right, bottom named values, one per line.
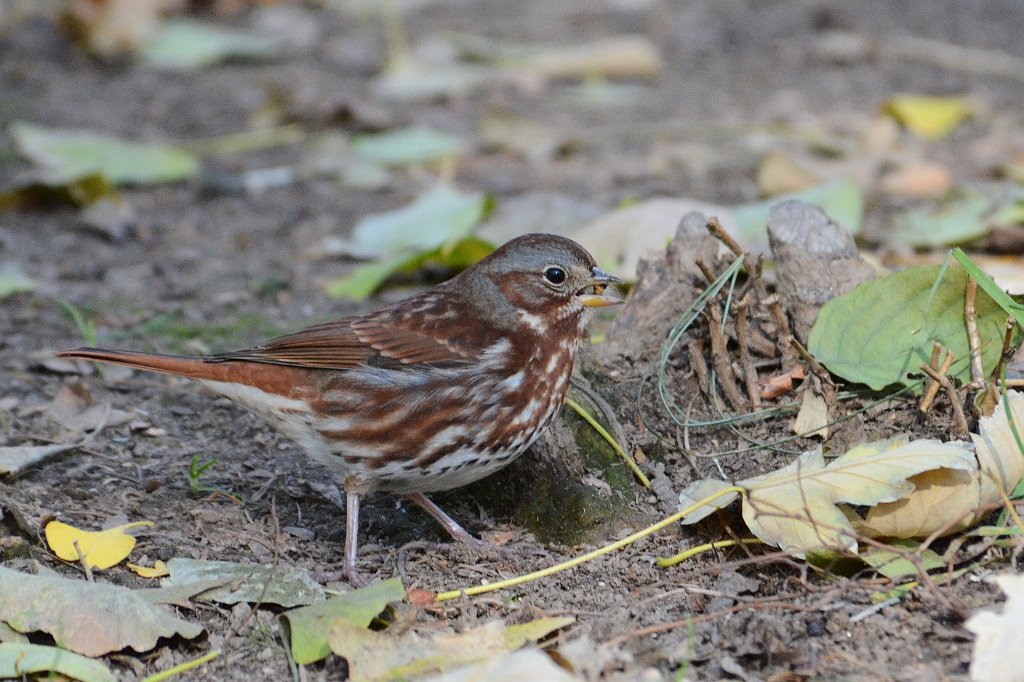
left=687, top=338, right=712, bottom=404
left=920, top=349, right=955, bottom=413
left=708, top=305, right=746, bottom=412
left=789, top=338, right=830, bottom=383
left=735, top=295, right=762, bottom=411
left=765, top=294, right=798, bottom=368
left=992, top=317, right=1019, bottom=385
left=965, top=277, right=985, bottom=386
left=72, top=540, right=94, bottom=583
left=692, top=256, right=721, bottom=291
left=706, top=216, right=745, bottom=258
left=920, top=364, right=970, bottom=436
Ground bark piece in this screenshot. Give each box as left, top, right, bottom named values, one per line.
left=767, top=200, right=875, bottom=343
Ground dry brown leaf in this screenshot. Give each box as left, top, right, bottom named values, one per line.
left=45, top=382, right=133, bottom=433
left=792, top=387, right=829, bottom=439
left=880, top=161, right=953, bottom=199
left=850, top=391, right=1024, bottom=540
left=756, top=152, right=821, bottom=197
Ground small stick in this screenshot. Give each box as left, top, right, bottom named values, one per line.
left=789, top=338, right=831, bottom=382
left=72, top=540, right=94, bottom=583
left=920, top=347, right=955, bottom=413
left=706, top=216, right=746, bottom=258
left=991, top=317, right=1019, bottom=384
left=688, top=338, right=713, bottom=404
left=735, top=295, right=762, bottom=410
left=709, top=305, right=746, bottom=411
left=920, top=363, right=970, bottom=436
left=693, top=256, right=721, bottom=290
left=765, top=294, right=798, bottom=368
left=965, top=277, right=985, bottom=386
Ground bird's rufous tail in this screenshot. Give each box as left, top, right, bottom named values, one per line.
left=56, top=347, right=224, bottom=379
left=56, top=347, right=320, bottom=397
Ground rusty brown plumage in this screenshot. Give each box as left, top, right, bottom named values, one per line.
left=56, top=233, right=621, bottom=584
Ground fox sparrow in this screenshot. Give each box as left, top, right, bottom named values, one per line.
left=58, top=233, right=621, bottom=584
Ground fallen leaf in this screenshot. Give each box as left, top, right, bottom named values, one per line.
left=325, top=236, right=494, bottom=300
left=162, top=558, right=325, bottom=607
left=966, top=573, right=1024, bottom=682
left=61, top=0, right=163, bottom=60
left=11, top=122, right=199, bottom=186
left=0, top=567, right=203, bottom=656
left=127, top=560, right=169, bottom=579
left=679, top=438, right=976, bottom=557
left=892, top=191, right=995, bottom=247
left=281, top=578, right=405, bottom=665
left=44, top=382, right=134, bottom=433
left=792, top=387, right=829, bottom=438
left=808, top=263, right=1008, bottom=391
left=327, top=617, right=574, bottom=682
left=880, top=161, right=953, bottom=199
left=858, top=541, right=946, bottom=579
left=507, top=36, right=661, bottom=81
left=419, top=648, right=580, bottom=682
left=0, top=642, right=115, bottom=682
left=760, top=366, right=806, bottom=399
left=352, top=126, right=466, bottom=167
left=884, top=94, right=972, bottom=140
left=0, top=444, right=77, bottom=477
left=45, top=520, right=153, bottom=570
left=0, top=169, right=120, bottom=212
left=971, top=390, right=1024, bottom=509
left=140, top=18, right=282, bottom=70
left=350, top=183, right=491, bottom=258
left=756, top=152, right=821, bottom=197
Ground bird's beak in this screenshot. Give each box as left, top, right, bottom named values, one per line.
left=578, top=266, right=624, bottom=308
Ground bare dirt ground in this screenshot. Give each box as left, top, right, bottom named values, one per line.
left=2, top=1, right=1023, bottom=680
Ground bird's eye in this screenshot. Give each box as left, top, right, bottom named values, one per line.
left=543, top=267, right=566, bottom=285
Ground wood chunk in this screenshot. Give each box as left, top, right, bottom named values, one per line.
left=767, top=200, right=876, bottom=343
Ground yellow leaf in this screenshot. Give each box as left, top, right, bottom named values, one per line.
left=44, top=520, right=153, bottom=570
left=884, top=94, right=972, bottom=140
left=127, top=560, right=169, bottom=578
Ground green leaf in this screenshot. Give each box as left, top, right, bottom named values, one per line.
left=0, top=263, right=34, bottom=299
left=162, top=558, right=325, bottom=608
left=951, top=248, right=1024, bottom=327
left=731, top=180, right=863, bottom=241
left=11, top=122, right=198, bottom=186
left=0, top=170, right=119, bottom=211
left=325, top=237, right=494, bottom=300
left=808, top=264, right=1008, bottom=390
left=140, top=19, right=282, bottom=70
left=859, top=541, right=946, bottom=579
left=0, top=643, right=114, bottom=682
left=0, top=567, right=203, bottom=656
left=281, top=578, right=404, bottom=665
left=352, top=183, right=491, bottom=257
left=326, top=616, right=574, bottom=682
left=352, top=126, right=466, bottom=166
left=893, top=193, right=993, bottom=247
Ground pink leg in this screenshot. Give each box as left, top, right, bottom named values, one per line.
left=407, top=492, right=487, bottom=550
left=344, top=491, right=369, bottom=586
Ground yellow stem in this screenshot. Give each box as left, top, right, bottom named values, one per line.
left=564, top=397, right=651, bottom=488
left=139, top=650, right=220, bottom=682
left=656, top=538, right=762, bottom=568
left=435, top=486, right=743, bottom=601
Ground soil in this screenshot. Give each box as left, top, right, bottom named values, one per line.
left=2, top=1, right=1023, bottom=680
